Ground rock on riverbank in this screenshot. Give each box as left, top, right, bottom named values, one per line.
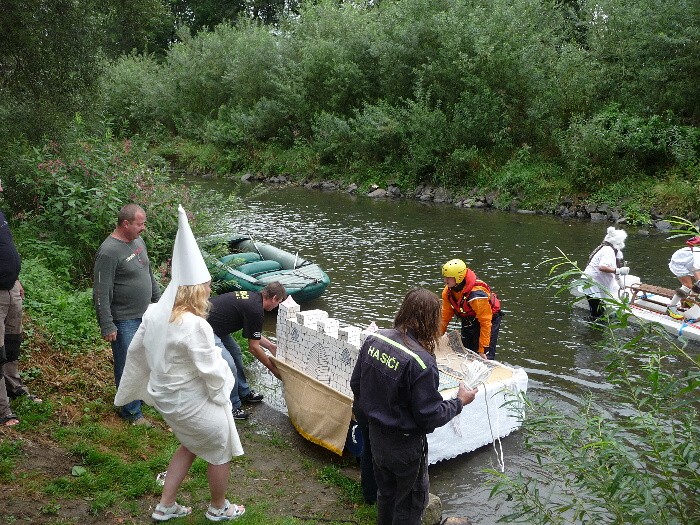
left=240, top=172, right=678, bottom=231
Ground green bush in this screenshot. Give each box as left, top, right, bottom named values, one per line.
left=206, top=97, right=294, bottom=149
left=7, top=126, right=189, bottom=278
left=347, top=102, right=404, bottom=165
left=652, top=167, right=700, bottom=220
left=312, top=102, right=405, bottom=168
left=489, top=151, right=568, bottom=210
left=558, top=105, right=700, bottom=189
left=19, top=256, right=102, bottom=353
left=398, top=96, right=449, bottom=184
left=492, top=253, right=700, bottom=524
left=252, top=142, right=319, bottom=179
left=100, top=53, right=172, bottom=135
left=310, top=111, right=355, bottom=166
left=449, top=85, right=512, bottom=152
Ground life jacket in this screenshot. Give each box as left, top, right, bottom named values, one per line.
left=447, top=270, right=501, bottom=318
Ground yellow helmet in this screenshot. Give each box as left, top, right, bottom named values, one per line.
left=442, top=259, right=467, bottom=284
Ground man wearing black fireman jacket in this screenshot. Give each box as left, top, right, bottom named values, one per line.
left=351, top=287, right=477, bottom=525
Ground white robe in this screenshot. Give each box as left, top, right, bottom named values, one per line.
left=115, top=306, right=243, bottom=464
left=669, top=247, right=700, bottom=277
left=583, top=245, right=622, bottom=299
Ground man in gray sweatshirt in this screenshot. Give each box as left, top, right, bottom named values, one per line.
left=93, top=204, right=160, bottom=425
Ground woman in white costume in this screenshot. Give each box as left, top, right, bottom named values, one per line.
left=115, top=206, right=245, bottom=522
left=666, top=236, right=700, bottom=319
left=582, top=227, right=630, bottom=318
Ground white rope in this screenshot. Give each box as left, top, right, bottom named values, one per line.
left=438, top=351, right=506, bottom=472
left=480, top=380, right=506, bottom=473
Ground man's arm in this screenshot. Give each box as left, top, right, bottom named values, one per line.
left=259, top=335, right=277, bottom=356
left=439, top=288, right=454, bottom=334
left=93, top=249, right=118, bottom=341
left=248, top=339, right=281, bottom=379
left=149, top=267, right=161, bottom=302
left=469, top=297, right=492, bottom=356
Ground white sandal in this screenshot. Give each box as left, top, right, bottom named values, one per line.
left=205, top=499, right=246, bottom=521
left=151, top=501, right=192, bottom=522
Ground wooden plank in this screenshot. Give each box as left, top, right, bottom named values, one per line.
left=630, top=283, right=675, bottom=297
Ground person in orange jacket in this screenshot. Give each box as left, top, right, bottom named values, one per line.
left=440, top=259, right=502, bottom=360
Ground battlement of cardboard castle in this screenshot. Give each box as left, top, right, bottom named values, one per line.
left=276, top=297, right=375, bottom=398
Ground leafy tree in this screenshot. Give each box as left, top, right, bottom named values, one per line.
left=0, top=0, right=105, bottom=141
left=102, top=0, right=175, bottom=56
left=585, top=0, right=700, bottom=125
left=168, top=0, right=301, bottom=31
left=0, top=0, right=173, bottom=145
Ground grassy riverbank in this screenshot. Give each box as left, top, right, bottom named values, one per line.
left=1, top=316, right=373, bottom=525
left=156, top=136, right=693, bottom=226
left=0, top=219, right=373, bottom=524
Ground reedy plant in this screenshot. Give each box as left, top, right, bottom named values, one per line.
left=489, top=248, right=699, bottom=524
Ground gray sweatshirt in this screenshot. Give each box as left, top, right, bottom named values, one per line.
left=93, top=236, right=161, bottom=336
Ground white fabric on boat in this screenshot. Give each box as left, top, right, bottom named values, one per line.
left=271, top=355, right=353, bottom=456
left=429, top=333, right=527, bottom=464
left=669, top=246, right=700, bottom=277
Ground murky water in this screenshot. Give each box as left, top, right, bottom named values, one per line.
left=191, top=178, right=686, bottom=523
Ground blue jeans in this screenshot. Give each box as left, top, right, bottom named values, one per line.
left=112, top=318, right=143, bottom=420
left=214, top=334, right=251, bottom=410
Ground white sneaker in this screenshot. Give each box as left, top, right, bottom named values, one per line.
left=152, top=502, right=191, bottom=521
left=205, top=499, right=246, bottom=521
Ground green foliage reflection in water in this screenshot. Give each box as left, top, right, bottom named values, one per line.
left=491, top=250, right=700, bottom=524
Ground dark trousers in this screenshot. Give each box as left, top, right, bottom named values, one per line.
left=460, top=311, right=502, bottom=360
left=586, top=297, right=605, bottom=319
left=359, top=423, right=378, bottom=504
left=369, top=424, right=428, bottom=525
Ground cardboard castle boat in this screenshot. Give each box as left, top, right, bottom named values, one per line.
left=270, top=297, right=528, bottom=464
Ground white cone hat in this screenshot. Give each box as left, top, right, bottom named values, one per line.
left=171, top=205, right=211, bottom=286
left=142, top=205, right=210, bottom=367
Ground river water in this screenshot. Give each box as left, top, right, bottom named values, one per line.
left=192, top=179, right=685, bottom=523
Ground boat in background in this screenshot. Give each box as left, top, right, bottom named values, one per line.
left=200, top=234, right=331, bottom=303
left=571, top=275, right=700, bottom=341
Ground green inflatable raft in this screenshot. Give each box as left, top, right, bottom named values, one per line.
left=201, top=234, right=331, bottom=303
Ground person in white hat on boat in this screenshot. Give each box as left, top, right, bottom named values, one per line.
left=582, top=226, right=630, bottom=319
left=666, top=235, right=700, bottom=320
left=115, top=206, right=245, bottom=522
